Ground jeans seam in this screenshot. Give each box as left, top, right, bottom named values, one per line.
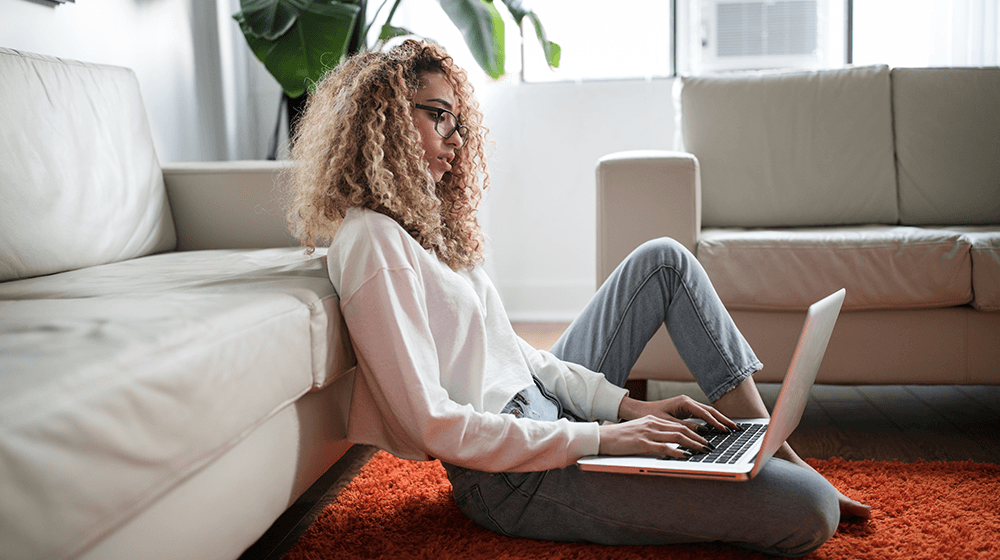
left=671, top=266, right=746, bottom=388
left=465, top=484, right=514, bottom=537
left=596, top=264, right=747, bottom=398
left=594, top=266, right=660, bottom=373
left=500, top=471, right=547, bottom=498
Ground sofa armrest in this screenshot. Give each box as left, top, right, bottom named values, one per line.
left=162, top=161, right=299, bottom=251
left=596, top=150, right=701, bottom=285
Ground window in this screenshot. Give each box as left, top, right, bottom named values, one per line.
left=520, top=0, right=849, bottom=80
left=852, top=0, right=1000, bottom=67
left=521, top=0, right=674, bottom=82
left=384, top=0, right=998, bottom=83
left=445, top=0, right=997, bottom=83
left=681, top=0, right=848, bottom=74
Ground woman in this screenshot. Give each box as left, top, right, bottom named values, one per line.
left=289, top=39, right=869, bottom=556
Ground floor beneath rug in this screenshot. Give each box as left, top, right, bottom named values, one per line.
left=238, top=445, right=378, bottom=560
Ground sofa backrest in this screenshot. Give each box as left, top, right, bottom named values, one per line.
left=679, top=65, right=899, bottom=228
left=892, top=67, right=1000, bottom=226
left=0, top=49, right=176, bottom=282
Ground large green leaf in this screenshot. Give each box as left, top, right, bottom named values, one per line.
left=235, top=0, right=362, bottom=98
left=379, top=23, right=414, bottom=42
left=525, top=12, right=560, bottom=68
left=237, top=0, right=313, bottom=40
left=437, top=0, right=506, bottom=79
left=498, top=0, right=560, bottom=68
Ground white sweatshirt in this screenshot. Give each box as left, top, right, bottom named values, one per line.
left=327, top=208, right=628, bottom=472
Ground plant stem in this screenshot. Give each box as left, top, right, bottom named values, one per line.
left=361, top=0, right=403, bottom=46
left=361, top=0, right=390, bottom=41
left=383, top=0, right=403, bottom=29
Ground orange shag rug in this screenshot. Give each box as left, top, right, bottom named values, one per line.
left=283, top=451, right=1000, bottom=560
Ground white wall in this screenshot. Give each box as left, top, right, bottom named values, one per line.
left=1, top=0, right=278, bottom=163
left=478, top=78, right=679, bottom=321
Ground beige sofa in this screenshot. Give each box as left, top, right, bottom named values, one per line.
left=597, top=65, right=1000, bottom=386
left=0, top=49, right=357, bottom=560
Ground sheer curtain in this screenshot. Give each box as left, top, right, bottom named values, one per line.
left=944, top=0, right=1000, bottom=66
left=854, top=0, right=999, bottom=67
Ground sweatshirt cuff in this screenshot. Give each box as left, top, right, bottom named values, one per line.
left=568, top=420, right=602, bottom=458
left=593, top=381, right=629, bottom=422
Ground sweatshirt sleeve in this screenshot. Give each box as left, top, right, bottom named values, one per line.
left=341, top=264, right=604, bottom=472
left=516, top=337, right=628, bottom=423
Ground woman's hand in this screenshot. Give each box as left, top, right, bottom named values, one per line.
left=597, top=395, right=740, bottom=458
left=599, top=415, right=709, bottom=458
left=619, top=395, right=739, bottom=433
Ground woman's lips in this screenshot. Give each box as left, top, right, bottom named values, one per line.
left=437, top=156, right=452, bottom=173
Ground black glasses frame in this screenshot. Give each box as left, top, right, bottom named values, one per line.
left=414, top=103, right=469, bottom=145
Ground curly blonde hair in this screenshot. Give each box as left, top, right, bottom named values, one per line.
left=287, top=39, right=489, bottom=271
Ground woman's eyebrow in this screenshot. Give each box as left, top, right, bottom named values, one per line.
left=425, top=97, right=454, bottom=110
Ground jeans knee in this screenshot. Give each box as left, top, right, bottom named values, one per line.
left=628, top=237, right=693, bottom=272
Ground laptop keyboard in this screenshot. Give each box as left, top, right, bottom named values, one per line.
left=684, top=422, right=767, bottom=464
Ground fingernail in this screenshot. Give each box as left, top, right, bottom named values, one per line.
left=683, top=449, right=694, bottom=458
left=703, top=443, right=715, bottom=452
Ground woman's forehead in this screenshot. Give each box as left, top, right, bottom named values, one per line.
left=416, top=72, right=458, bottom=110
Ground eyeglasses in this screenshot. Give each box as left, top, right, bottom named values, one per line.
left=414, top=103, right=469, bottom=146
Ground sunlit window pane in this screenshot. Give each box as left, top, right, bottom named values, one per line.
left=852, top=0, right=1000, bottom=67
left=522, top=0, right=673, bottom=82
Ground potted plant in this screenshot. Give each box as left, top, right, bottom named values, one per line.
left=234, top=0, right=560, bottom=158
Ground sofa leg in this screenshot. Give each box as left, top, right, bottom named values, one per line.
left=624, top=379, right=648, bottom=401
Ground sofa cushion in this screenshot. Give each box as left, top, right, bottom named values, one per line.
left=0, top=248, right=352, bottom=390
left=892, top=67, right=1000, bottom=225
left=0, top=293, right=314, bottom=560
left=0, top=248, right=355, bottom=560
left=0, top=48, right=175, bottom=282
left=943, top=226, right=1000, bottom=312
left=680, top=65, right=899, bottom=228
left=697, top=226, right=972, bottom=311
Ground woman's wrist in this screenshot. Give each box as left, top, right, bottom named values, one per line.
left=616, top=396, right=648, bottom=422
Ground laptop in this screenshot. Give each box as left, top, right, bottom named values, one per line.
left=577, top=288, right=846, bottom=481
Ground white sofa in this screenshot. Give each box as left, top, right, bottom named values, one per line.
left=0, top=50, right=358, bottom=560
left=597, top=65, right=1000, bottom=385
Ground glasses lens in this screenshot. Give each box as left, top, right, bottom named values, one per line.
left=435, top=111, right=461, bottom=143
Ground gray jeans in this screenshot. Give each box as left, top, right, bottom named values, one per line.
left=443, top=238, right=840, bottom=557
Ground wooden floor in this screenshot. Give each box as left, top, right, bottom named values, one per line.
left=517, top=322, right=1000, bottom=464
left=240, top=321, right=1000, bottom=560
